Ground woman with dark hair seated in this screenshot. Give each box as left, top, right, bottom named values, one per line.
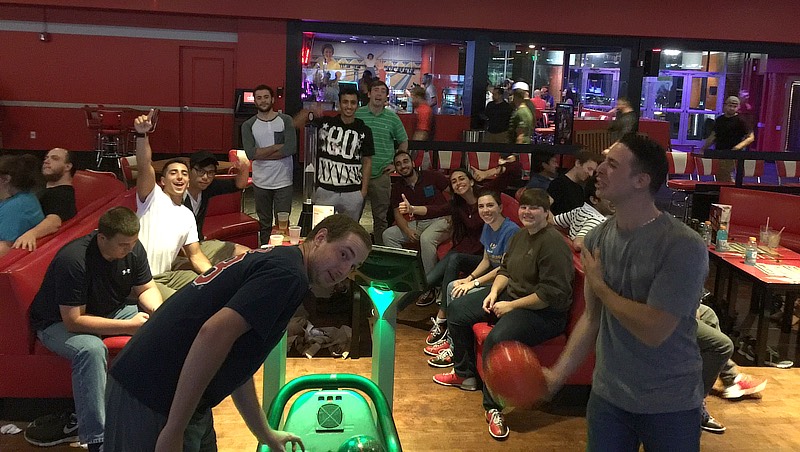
left=409, top=168, right=484, bottom=309
left=433, top=188, right=574, bottom=441
left=423, top=188, right=519, bottom=368
left=0, top=154, right=44, bottom=257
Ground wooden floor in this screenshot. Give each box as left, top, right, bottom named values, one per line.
left=3, top=305, right=800, bottom=451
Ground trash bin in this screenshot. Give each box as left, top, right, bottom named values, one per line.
left=462, top=129, right=485, bottom=143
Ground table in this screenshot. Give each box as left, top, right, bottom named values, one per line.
left=708, top=240, right=800, bottom=366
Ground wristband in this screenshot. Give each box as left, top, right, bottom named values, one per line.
left=134, top=132, right=147, bottom=139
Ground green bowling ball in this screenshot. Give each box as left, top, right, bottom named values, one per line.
left=337, top=434, right=386, bottom=452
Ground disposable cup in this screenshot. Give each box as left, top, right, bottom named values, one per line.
left=288, top=226, right=302, bottom=245
left=276, top=212, right=290, bottom=234
left=269, top=234, right=284, bottom=246
left=759, top=225, right=771, bottom=246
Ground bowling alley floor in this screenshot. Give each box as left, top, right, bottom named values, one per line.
left=3, top=305, right=800, bottom=451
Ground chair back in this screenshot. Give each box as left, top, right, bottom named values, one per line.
left=499, top=193, right=521, bottom=226
left=693, top=156, right=719, bottom=180
left=776, top=160, right=800, bottom=185
left=72, top=170, right=125, bottom=211
left=98, top=110, right=124, bottom=132
left=741, top=159, right=764, bottom=183
left=466, top=152, right=500, bottom=171
left=435, top=151, right=463, bottom=172
left=119, top=156, right=138, bottom=186
left=666, top=151, right=696, bottom=176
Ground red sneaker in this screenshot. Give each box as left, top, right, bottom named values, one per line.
left=432, top=371, right=477, bottom=391
left=721, top=374, right=767, bottom=399
left=424, top=339, right=451, bottom=356
left=485, top=409, right=509, bottom=440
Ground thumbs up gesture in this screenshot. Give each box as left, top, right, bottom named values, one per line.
left=398, top=193, right=415, bottom=216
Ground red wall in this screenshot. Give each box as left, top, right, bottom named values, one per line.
left=0, top=6, right=286, bottom=152
left=4, top=0, right=800, bottom=45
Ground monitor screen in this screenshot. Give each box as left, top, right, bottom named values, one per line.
left=243, top=91, right=254, bottom=104
left=234, top=88, right=259, bottom=116
left=351, top=245, right=426, bottom=293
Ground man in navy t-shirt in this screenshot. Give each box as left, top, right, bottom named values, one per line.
left=104, top=214, right=371, bottom=452
left=27, top=207, right=162, bottom=451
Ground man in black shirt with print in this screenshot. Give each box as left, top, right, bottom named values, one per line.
left=700, top=96, right=755, bottom=182
left=27, top=207, right=162, bottom=451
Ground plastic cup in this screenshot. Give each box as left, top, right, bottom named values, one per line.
left=759, top=225, right=771, bottom=246
left=269, top=234, right=284, bottom=246
left=288, top=226, right=302, bottom=245
left=768, top=231, right=781, bottom=250
left=276, top=212, right=290, bottom=234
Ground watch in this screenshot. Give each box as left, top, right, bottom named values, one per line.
left=473, top=279, right=480, bottom=288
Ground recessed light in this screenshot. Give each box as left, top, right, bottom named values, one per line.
left=529, top=44, right=535, bottom=49
left=340, top=40, right=347, bottom=43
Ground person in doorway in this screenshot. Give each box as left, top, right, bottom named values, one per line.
left=242, top=85, right=298, bottom=243
left=700, top=96, right=754, bottom=182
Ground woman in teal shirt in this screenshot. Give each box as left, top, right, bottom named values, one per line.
left=0, top=154, right=44, bottom=256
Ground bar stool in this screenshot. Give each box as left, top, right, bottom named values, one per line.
left=96, top=110, right=125, bottom=168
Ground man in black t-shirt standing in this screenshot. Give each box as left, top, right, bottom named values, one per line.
left=483, top=86, right=514, bottom=143
left=297, top=86, right=375, bottom=221
left=13, top=147, right=77, bottom=251
left=701, top=96, right=755, bottom=182
left=27, top=207, right=162, bottom=451
left=104, top=214, right=371, bottom=452
left=182, top=150, right=251, bottom=263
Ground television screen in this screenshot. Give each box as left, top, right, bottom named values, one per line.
left=234, top=88, right=259, bottom=116
left=243, top=91, right=254, bottom=104
left=351, top=245, right=426, bottom=293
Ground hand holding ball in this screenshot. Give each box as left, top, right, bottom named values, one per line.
left=483, top=341, right=547, bottom=409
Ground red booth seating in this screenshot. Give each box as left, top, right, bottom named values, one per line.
left=473, top=253, right=594, bottom=386
left=202, top=176, right=260, bottom=249
left=718, top=187, right=800, bottom=253
left=0, top=188, right=135, bottom=398
left=0, top=170, right=127, bottom=270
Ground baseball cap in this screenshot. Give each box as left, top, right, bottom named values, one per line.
left=511, top=81, right=530, bottom=92
left=190, top=151, right=218, bottom=169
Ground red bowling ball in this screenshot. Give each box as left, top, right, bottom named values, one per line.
left=483, top=341, right=547, bottom=408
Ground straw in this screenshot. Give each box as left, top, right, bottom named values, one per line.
left=766, top=217, right=770, bottom=230
left=778, top=226, right=786, bottom=234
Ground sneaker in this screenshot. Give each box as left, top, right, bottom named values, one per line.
left=721, top=374, right=767, bottom=399
left=764, top=346, right=793, bottom=369
left=701, top=403, right=726, bottom=434
left=432, top=371, right=477, bottom=391
left=426, top=318, right=448, bottom=345
left=737, top=336, right=755, bottom=361
left=415, top=288, right=439, bottom=307
left=24, top=412, right=79, bottom=447
left=485, top=409, right=509, bottom=440
left=424, top=339, right=451, bottom=356
left=428, top=347, right=454, bottom=368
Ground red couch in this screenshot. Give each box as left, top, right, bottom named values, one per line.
left=0, top=188, right=135, bottom=398
left=201, top=175, right=260, bottom=249
left=719, top=187, right=800, bottom=253
left=473, top=253, right=595, bottom=386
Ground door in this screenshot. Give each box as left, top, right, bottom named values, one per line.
left=641, top=71, right=724, bottom=149
left=180, top=47, right=235, bottom=154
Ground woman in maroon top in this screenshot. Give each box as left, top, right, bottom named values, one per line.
left=412, top=168, right=484, bottom=308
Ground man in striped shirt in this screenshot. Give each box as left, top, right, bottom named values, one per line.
left=552, top=175, right=614, bottom=251
left=355, top=80, right=408, bottom=244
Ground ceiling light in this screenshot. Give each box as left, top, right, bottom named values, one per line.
left=529, top=45, right=535, bottom=49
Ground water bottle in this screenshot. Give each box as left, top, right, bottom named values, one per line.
left=702, top=221, right=713, bottom=246
left=716, top=225, right=729, bottom=252
left=744, top=236, right=758, bottom=265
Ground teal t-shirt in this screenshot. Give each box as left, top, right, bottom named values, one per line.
left=355, top=106, right=408, bottom=178
left=0, top=191, right=45, bottom=241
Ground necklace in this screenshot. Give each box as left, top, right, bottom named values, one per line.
left=641, top=213, right=660, bottom=228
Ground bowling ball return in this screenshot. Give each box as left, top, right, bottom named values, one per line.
left=257, top=373, right=400, bottom=452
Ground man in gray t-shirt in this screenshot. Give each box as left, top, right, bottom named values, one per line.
left=546, top=134, right=708, bottom=451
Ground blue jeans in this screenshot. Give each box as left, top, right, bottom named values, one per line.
left=428, top=252, right=483, bottom=314
left=448, top=289, right=567, bottom=411
left=37, top=305, right=139, bottom=445
left=587, top=393, right=701, bottom=452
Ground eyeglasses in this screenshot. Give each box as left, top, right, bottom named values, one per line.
left=192, top=168, right=216, bottom=178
